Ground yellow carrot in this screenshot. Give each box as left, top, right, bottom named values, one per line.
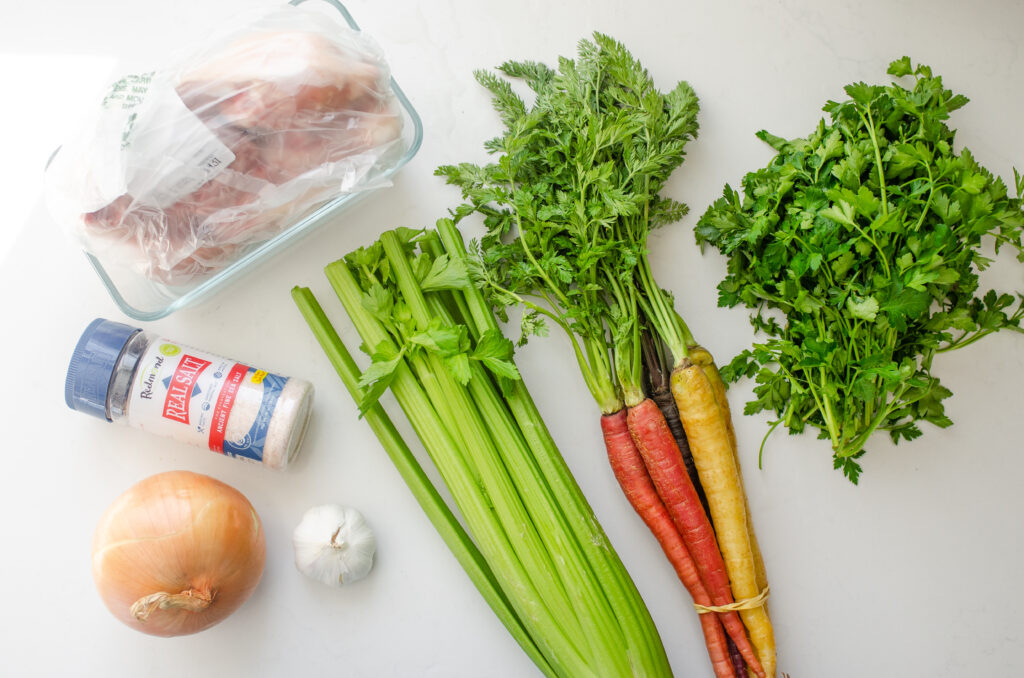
left=689, top=346, right=768, bottom=592
left=672, top=360, right=776, bottom=678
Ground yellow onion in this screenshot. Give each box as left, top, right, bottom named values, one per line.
left=91, top=470, right=265, bottom=637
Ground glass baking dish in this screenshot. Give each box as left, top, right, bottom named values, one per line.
left=70, top=0, right=423, bottom=321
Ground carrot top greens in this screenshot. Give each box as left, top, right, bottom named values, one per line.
left=696, top=57, right=1024, bottom=482
left=437, top=33, right=699, bottom=413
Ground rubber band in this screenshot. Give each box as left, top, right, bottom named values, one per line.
left=693, top=585, right=769, bottom=614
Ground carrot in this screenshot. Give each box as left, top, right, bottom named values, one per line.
left=601, top=410, right=736, bottom=678
left=702, top=617, right=739, bottom=678
left=689, top=345, right=768, bottom=594
left=624, top=400, right=765, bottom=678
left=726, top=637, right=747, bottom=678
left=672, top=361, right=776, bottom=677
left=642, top=331, right=709, bottom=516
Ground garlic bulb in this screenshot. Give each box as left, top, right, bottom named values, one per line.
left=293, top=505, right=376, bottom=586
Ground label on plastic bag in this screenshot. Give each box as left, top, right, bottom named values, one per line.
left=124, top=85, right=236, bottom=208
left=101, top=72, right=155, bottom=149
left=60, top=73, right=158, bottom=212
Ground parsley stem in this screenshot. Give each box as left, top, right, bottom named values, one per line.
left=938, top=328, right=1002, bottom=353
left=758, top=416, right=786, bottom=469
left=818, top=367, right=842, bottom=449
left=836, top=382, right=912, bottom=458
left=861, top=105, right=889, bottom=218
left=911, top=161, right=937, bottom=235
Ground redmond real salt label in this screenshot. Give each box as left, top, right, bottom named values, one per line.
left=66, top=318, right=313, bottom=470
left=128, top=341, right=285, bottom=464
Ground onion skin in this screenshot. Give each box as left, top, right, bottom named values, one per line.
left=91, top=471, right=265, bottom=637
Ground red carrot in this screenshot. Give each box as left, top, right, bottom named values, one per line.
left=641, top=330, right=710, bottom=516
left=625, top=399, right=765, bottom=678
left=700, top=617, right=738, bottom=678
left=601, top=411, right=735, bottom=678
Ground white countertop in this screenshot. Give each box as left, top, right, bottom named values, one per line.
left=2, top=0, right=1023, bottom=676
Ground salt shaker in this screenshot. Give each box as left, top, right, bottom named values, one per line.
left=65, top=318, right=313, bottom=470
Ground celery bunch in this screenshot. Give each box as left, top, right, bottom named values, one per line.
left=292, top=220, right=671, bottom=677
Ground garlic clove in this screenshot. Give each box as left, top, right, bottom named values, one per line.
left=293, top=504, right=376, bottom=587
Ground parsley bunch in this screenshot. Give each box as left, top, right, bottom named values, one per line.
left=696, top=57, right=1024, bottom=483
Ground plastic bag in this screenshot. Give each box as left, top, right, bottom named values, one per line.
left=46, top=3, right=404, bottom=286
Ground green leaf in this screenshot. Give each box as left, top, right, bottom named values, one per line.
left=931, top=192, right=962, bottom=223
left=834, top=453, right=864, bottom=484
left=793, top=291, right=824, bottom=314
left=409, top=320, right=469, bottom=357
left=847, top=295, right=879, bottom=321
left=831, top=250, right=856, bottom=278
left=881, top=287, right=932, bottom=329
left=755, top=129, right=791, bottom=152
left=445, top=354, right=472, bottom=385
left=820, top=201, right=857, bottom=227
left=357, top=342, right=406, bottom=411
left=852, top=185, right=881, bottom=217
left=887, top=56, right=914, bottom=77
left=471, top=329, right=523, bottom=381
left=854, top=239, right=875, bottom=256
left=889, top=423, right=923, bottom=443
left=844, top=82, right=880, bottom=106
left=904, top=268, right=940, bottom=292
left=361, top=283, right=393, bottom=321
left=473, top=329, right=516, bottom=361
left=420, top=253, right=471, bottom=291
left=960, top=172, right=987, bottom=195
left=474, top=69, right=527, bottom=127
left=392, top=227, right=424, bottom=246
left=481, top=356, right=521, bottom=381
left=518, top=310, right=549, bottom=346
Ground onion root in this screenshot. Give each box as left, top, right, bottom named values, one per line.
left=130, top=589, right=214, bottom=622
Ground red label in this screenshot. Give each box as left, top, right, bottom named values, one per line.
left=161, top=354, right=211, bottom=425
left=208, top=363, right=249, bottom=452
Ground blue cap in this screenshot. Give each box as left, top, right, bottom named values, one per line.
left=65, top=318, right=140, bottom=421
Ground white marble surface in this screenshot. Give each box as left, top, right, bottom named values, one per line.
left=2, top=0, right=1023, bottom=676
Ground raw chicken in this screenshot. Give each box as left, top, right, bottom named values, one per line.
left=81, top=28, right=402, bottom=285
